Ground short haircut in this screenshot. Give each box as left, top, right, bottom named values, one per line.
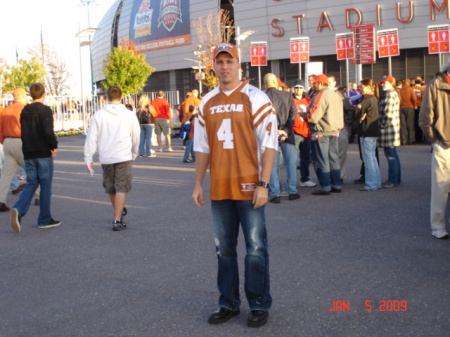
left=107, top=85, right=122, bottom=101
left=157, top=90, right=164, bottom=97
left=29, top=83, right=45, bottom=100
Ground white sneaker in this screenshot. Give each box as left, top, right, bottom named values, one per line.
left=299, top=180, right=317, bottom=187
left=166, top=147, right=174, bottom=152
left=149, top=154, right=156, bottom=158
left=280, top=191, right=289, bottom=197
left=150, top=149, right=156, bottom=154
left=432, top=229, right=449, bottom=239
left=158, top=148, right=164, bottom=152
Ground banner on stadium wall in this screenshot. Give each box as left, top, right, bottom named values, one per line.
left=129, top=0, right=191, bottom=52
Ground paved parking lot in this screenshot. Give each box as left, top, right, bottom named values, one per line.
left=0, top=135, right=448, bottom=337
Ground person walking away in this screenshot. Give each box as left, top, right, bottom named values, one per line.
left=192, top=42, right=278, bottom=328
left=10, top=83, right=60, bottom=232
left=181, top=104, right=196, bottom=163
left=152, top=90, right=173, bottom=152
left=136, top=94, right=155, bottom=157
left=399, top=79, right=417, bottom=145
left=84, top=85, right=140, bottom=231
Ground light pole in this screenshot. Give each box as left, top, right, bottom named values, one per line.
left=230, top=26, right=256, bottom=79
left=185, top=57, right=204, bottom=93
left=76, top=27, right=99, bottom=135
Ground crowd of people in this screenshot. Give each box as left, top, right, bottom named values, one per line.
left=1, top=41, right=450, bottom=329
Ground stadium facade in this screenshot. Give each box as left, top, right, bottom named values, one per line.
left=91, top=0, right=450, bottom=96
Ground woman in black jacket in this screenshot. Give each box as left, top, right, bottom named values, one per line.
left=355, top=79, right=381, bottom=191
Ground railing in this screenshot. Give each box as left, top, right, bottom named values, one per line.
left=1, top=91, right=181, bottom=133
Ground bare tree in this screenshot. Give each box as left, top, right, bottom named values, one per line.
left=28, top=45, right=71, bottom=96
left=192, top=9, right=234, bottom=89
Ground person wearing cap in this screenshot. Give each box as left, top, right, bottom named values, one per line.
left=378, top=75, right=401, bottom=189
left=305, top=74, right=344, bottom=195
left=399, top=79, right=417, bottom=145
left=264, top=73, right=300, bottom=203
left=292, top=79, right=316, bottom=187
left=419, top=66, right=450, bottom=239
left=193, top=42, right=277, bottom=328
left=0, top=88, right=29, bottom=212
left=183, top=89, right=201, bottom=115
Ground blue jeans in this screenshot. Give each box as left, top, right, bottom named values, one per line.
left=294, top=134, right=312, bottom=182
left=211, top=200, right=272, bottom=311
left=383, top=147, right=401, bottom=185
left=183, top=138, right=195, bottom=161
left=13, top=158, right=54, bottom=226
left=311, top=136, right=341, bottom=191
left=361, top=137, right=381, bottom=190
left=269, top=142, right=297, bottom=197
left=139, top=124, right=152, bottom=156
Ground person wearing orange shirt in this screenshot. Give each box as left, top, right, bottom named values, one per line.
left=0, top=88, right=28, bottom=211
left=152, top=90, right=173, bottom=152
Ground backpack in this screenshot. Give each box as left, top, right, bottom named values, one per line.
left=137, top=109, right=150, bottom=124
left=179, top=121, right=191, bottom=140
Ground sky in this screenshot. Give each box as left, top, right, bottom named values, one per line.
left=0, top=0, right=117, bottom=97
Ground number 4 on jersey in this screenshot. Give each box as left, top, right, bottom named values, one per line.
left=217, top=118, right=234, bottom=149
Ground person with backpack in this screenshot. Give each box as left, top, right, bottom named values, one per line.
left=136, top=95, right=156, bottom=158
left=180, top=104, right=196, bottom=163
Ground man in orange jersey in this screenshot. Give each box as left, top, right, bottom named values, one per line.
left=0, top=88, right=28, bottom=211
left=192, top=42, right=278, bottom=328
left=152, top=90, right=172, bottom=152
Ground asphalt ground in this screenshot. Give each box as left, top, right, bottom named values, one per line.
left=0, top=135, right=449, bottom=337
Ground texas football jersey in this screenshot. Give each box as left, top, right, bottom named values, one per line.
left=194, top=80, right=278, bottom=200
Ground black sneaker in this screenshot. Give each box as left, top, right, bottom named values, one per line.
left=113, top=220, right=127, bottom=231
left=10, top=208, right=21, bottom=233
left=38, top=219, right=61, bottom=229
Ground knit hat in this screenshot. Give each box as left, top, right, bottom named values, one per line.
left=313, top=74, right=329, bottom=84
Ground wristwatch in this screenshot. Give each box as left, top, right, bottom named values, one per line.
left=257, top=181, right=269, bottom=188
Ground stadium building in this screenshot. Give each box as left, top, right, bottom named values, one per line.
left=91, top=0, right=450, bottom=96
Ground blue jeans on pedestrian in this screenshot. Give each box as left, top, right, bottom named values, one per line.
left=13, top=157, right=54, bottom=227
left=311, top=136, right=342, bottom=191
left=383, top=147, right=401, bottom=185
left=294, top=134, right=312, bottom=183
left=183, top=138, right=195, bottom=161
left=211, top=200, right=272, bottom=311
left=139, top=124, right=152, bottom=156
left=360, top=137, right=381, bottom=190
left=269, top=142, right=297, bottom=198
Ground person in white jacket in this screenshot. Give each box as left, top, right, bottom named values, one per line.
left=84, top=85, right=140, bottom=231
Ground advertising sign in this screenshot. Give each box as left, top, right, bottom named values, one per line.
left=290, top=37, right=310, bottom=63
left=377, top=28, right=400, bottom=58
left=129, top=0, right=191, bottom=52
left=428, top=25, right=450, bottom=54
left=335, top=33, right=354, bottom=60
left=251, top=41, right=268, bottom=66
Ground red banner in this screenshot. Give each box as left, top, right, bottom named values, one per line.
left=428, top=25, right=450, bottom=54
left=377, top=29, right=400, bottom=58
left=335, top=33, right=354, bottom=60
left=250, top=42, right=268, bottom=66
left=290, top=37, right=310, bottom=63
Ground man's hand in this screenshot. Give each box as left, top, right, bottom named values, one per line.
left=253, top=186, right=268, bottom=209
left=51, top=149, right=58, bottom=157
left=192, top=184, right=205, bottom=208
